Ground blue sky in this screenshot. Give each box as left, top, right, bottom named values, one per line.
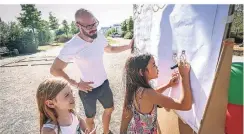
left=0, top=4, right=133, bottom=29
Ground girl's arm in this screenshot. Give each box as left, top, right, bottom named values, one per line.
left=144, top=75, right=192, bottom=111
left=155, top=84, right=170, bottom=94
left=120, top=108, right=133, bottom=133
left=155, top=72, right=179, bottom=94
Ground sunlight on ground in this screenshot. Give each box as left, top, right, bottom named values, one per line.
left=38, top=43, right=65, bottom=51
left=107, top=37, right=118, bottom=45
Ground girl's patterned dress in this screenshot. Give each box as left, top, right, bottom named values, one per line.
left=127, top=87, right=158, bottom=134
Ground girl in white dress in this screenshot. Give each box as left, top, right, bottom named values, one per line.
left=36, top=78, right=96, bottom=134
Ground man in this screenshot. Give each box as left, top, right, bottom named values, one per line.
left=50, top=8, right=133, bottom=134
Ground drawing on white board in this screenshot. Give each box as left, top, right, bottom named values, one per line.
left=133, top=4, right=230, bottom=132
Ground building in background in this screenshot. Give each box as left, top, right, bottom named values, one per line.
left=99, top=26, right=110, bottom=35
left=112, top=24, right=122, bottom=34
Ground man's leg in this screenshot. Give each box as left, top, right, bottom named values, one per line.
left=102, top=107, right=114, bottom=134
left=86, top=117, right=95, bottom=131
left=79, top=90, right=97, bottom=132
left=98, top=80, right=114, bottom=134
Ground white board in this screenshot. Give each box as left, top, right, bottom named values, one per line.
left=133, top=4, right=229, bottom=132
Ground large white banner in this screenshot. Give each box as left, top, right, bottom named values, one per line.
left=133, top=4, right=229, bottom=132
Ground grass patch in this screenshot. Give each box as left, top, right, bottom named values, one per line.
left=38, top=43, right=65, bottom=51
left=107, top=37, right=118, bottom=44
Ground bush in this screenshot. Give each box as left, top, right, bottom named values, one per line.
left=0, top=21, right=10, bottom=47
left=121, top=31, right=126, bottom=38
left=230, top=32, right=243, bottom=44
left=6, top=30, right=38, bottom=54
left=55, top=34, right=72, bottom=43
left=124, top=31, right=133, bottom=39
left=38, top=29, right=54, bottom=46
left=55, top=28, right=65, bottom=36
left=21, top=31, right=38, bottom=53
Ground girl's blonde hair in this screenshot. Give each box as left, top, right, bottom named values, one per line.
left=36, top=78, right=68, bottom=133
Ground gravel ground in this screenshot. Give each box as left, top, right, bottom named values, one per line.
left=0, top=38, right=242, bottom=134
left=0, top=38, right=131, bottom=134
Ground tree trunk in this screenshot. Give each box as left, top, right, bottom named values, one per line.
left=32, top=28, right=36, bottom=44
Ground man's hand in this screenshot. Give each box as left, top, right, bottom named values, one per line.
left=223, top=38, right=235, bottom=47
left=129, top=38, right=134, bottom=49
left=68, top=78, right=79, bottom=87
left=77, top=81, right=94, bottom=93
left=68, top=79, right=94, bottom=93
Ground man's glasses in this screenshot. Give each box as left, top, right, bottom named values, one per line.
left=76, top=20, right=99, bottom=30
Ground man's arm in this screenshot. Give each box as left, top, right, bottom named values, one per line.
left=50, top=58, right=93, bottom=92
left=104, top=38, right=134, bottom=53
left=50, top=58, right=78, bottom=87
left=104, top=45, right=131, bottom=53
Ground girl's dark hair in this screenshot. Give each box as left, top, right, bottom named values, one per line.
left=123, top=53, right=153, bottom=111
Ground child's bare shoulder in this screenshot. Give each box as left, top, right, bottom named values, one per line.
left=41, top=127, right=56, bottom=134
left=139, top=87, right=155, bottom=96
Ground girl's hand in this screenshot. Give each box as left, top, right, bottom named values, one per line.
left=168, top=72, right=180, bottom=87
left=178, top=60, right=191, bottom=79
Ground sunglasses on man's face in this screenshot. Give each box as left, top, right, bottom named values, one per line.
left=76, top=20, right=99, bottom=30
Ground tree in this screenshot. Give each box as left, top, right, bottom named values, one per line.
left=39, top=20, right=49, bottom=30
left=38, top=20, right=54, bottom=45
left=62, top=20, right=70, bottom=37
left=127, top=16, right=134, bottom=32
left=17, top=4, right=42, bottom=44
left=121, top=20, right=127, bottom=32
left=49, top=12, right=59, bottom=31
left=70, top=21, right=79, bottom=34
left=231, top=4, right=243, bottom=35
left=0, top=21, right=10, bottom=47
left=105, top=28, right=117, bottom=37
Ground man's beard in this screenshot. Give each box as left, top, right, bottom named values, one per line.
left=82, top=28, right=97, bottom=39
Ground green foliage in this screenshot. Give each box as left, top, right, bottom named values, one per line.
left=121, top=20, right=127, bottom=32
left=127, top=16, right=133, bottom=32
left=0, top=21, right=38, bottom=54
left=56, top=34, right=72, bottom=43
left=55, top=28, right=65, bottom=36
left=121, top=31, right=126, bottom=38
left=0, top=21, right=10, bottom=47
left=121, top=16, right=134, bottom=39
left=37, top=20, right=54, bottom=45
left=49, top=12, right=59, bottom=30
left=231, top=4, right=243, bottom=35
left=62, top=20, right=70, bottom=37
left=124, top=31, right=133, bottom=39
left=37, top=30, right=54, bottom=46
left=70, top=21, right=79, bottom=34
left=5, top=22, right=23, bottom=50
left=105, top=28, right=117, bottom=37
left=20, top=31, right=38, bottom=53
left=17, top=4, right=42, bottom=32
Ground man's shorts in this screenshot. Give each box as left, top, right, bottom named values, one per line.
left=79, top=79, right=114, bottom=118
